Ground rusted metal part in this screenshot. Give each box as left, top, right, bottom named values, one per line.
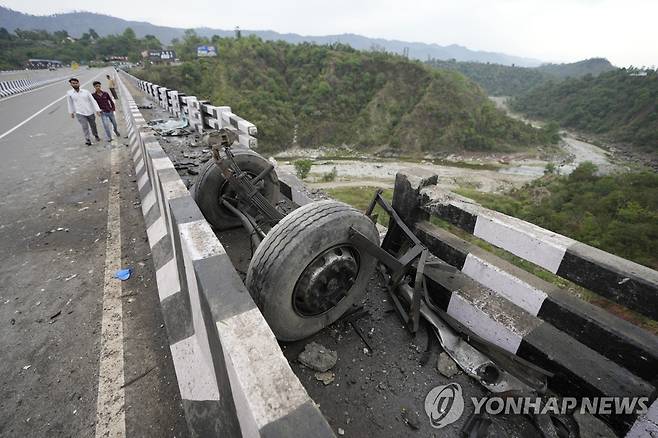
left=220, top=198, right=263, bottom=249
left=209, top=128, right=284, bottom=227
left=398, top=284, right=541, bottom=394
left=351, top=190, right=551, bottom=394
left=292, top=245, right=359, bottom=317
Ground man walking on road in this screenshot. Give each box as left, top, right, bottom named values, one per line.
left=106, top=74, right=118, bottom=100
left=67, top=78, right=101, bottom=145
left=92, top=81, right=120, bottom=142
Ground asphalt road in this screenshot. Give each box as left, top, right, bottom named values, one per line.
left=0, top=69, right=188, bottom=437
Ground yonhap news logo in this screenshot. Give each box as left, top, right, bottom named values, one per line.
left=424, top=383, right=465, bottom=428
left=425, top=383, right=649, bottom=428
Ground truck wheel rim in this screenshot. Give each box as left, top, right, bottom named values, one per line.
left=292, top=245, right=360, bottom=317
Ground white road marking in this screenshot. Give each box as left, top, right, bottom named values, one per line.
left=0, top=74, right=101, bottom=141
left=95, top=146, right=126, bottom=437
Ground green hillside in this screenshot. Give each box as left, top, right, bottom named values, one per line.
left=135, top=35, right=556, bottom=153
left=458, top=163, right=658, bottom=270
left=510, top=69, right=658, bottom=150
left=426, top=58, right=615, bottom=97
left=535, top=58, right=615, bottom=78
left=0, top=27, right=161, bottom=69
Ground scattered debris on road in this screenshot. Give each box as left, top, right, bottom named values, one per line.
left=298, top=342, right=338, bottom=372
left=437, top=352, right=460, bottom=378
left=148, top=118, right=190, bottom=136
left=315, top=371, right=335, bottom=385
left=115, top=268, right=132, bottom=281
left=400, top=407, right=420, bottom=430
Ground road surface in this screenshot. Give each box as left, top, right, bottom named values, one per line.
left=0, top=69, right=188, bottom=437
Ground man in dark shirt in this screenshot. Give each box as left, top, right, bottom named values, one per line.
left=91, top=81, right=120, bottom=141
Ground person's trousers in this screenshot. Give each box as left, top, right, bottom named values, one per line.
left=109, top=88, right=118, bottom=99
left=75, top=113, right=98, bottom=140
left=100, top=112, right=119, bottom=140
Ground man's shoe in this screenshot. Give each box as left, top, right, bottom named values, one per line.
left=94, top=136, right=101, bottom=142
left=114, top=131, right=120, bottom=136
left=85, top=139, right=92, bottom=145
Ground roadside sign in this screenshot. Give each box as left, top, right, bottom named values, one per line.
left=197, top=45, right=217, bottom=57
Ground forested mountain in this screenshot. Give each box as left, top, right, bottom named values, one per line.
left=510, top=69, right=658, bottom=150
left=134, top=36, right=557, bottom=153
left=536, top=58, right=615, bottom=78
left=426, top=58, right=615, bottom=96
left=0, top=6, right=541, bottom=66
left=0, top=27, right=160, bottom=69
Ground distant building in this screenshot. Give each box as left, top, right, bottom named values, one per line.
left=106, top=56, right=129, bottom=62
left=26, top=59, right=62, bottom=69
left=141, top=50, right=176, bottom=64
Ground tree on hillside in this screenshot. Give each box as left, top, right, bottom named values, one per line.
left=173, top=29, right=209, bottom=61
left=0, top=27, right=12, bottom=40
left=122, top=28, right=136, bottom=40
left=143, top=34, right=162, bottom=50
left=53, top=30, right=69, bottom=42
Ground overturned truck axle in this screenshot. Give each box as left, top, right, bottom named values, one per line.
left=192, top=129, right=380, bottom=341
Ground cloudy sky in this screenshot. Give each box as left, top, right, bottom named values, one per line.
left=3, top=0, right=656, bottom=67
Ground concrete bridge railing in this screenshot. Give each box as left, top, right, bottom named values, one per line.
left=137, top=78, right=257, bottom=149
left=116, top=71, right=334, bottom=438
left=388, top=172, right=657, bottom=437
left=0, top=75, right=70, bottom=98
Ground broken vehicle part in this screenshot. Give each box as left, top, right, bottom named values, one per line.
left=193, top=147, right=280, bottom=231
left=246, top=200, right=379, bottom=341
left=193, top=129, right=380, bottom=341
left=398, top=284, right=539, bottom=394
left=147, top=117, right=190, bottom=135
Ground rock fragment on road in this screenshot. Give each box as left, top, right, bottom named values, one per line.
left=298, top=342, right=337, bottom=372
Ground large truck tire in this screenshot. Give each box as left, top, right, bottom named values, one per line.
left=246, top=200, right=379, bottom=341
left=192, top=149, right=279, bottom=230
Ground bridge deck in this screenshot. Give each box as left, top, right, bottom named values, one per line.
left=0, top=69, right=188, bottom=437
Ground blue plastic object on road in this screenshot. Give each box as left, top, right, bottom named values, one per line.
left=115, top=268, right=132, bottom=281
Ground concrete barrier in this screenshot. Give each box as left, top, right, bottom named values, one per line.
left=116, top=71, right=334, bottom=437
left=0, top=74, right=71, bottom=99
left=135, top=78, right=257, bottom=149
left=419, top=186, right=658, bottom=321
left=387, top=172, right=658, bottom=436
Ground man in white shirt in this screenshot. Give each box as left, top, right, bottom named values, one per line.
left=66, top=78, right=101, bottom=145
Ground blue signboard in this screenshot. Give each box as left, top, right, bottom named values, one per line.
left=197, top=45, right=218, bottom=57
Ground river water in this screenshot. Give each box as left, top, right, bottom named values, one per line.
left=489, top=96, right=617, bottom=176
